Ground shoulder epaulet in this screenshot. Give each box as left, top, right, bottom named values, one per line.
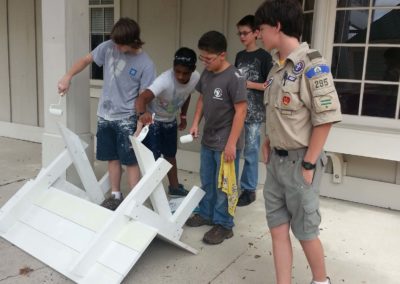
left=307, top=50, right=322, bottom=61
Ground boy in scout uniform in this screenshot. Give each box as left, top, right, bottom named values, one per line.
left=255, top=1, right=341, bottom=284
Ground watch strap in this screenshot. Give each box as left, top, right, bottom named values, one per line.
left=302, top=160, right=316, bottom=170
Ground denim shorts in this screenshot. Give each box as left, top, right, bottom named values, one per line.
left=263, top=148, right=327, bottom=240
left=96, top=115, right=138, bottom=165
left=143, top=120, right=177, bottom=159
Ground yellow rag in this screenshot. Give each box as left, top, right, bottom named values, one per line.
left=218, top=152, right=238, bottom=216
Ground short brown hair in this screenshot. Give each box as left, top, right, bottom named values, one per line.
left=198, top=31, right=227, bottom=54
left=111, top=17, right=144, bottom=49
left=255, top=0, right=303, bottom=41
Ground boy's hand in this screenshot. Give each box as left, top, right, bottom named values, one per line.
left=139, top=111, right=153, bottom=125
left=189, top=125, right=199, bottom=138
left=178, top=117, right=187, bottom=131
left=57, top=75, right=72, bottom=94
left=224, top=143, right=236, bottom=162
left=302, top=168, right=314, bottom=185
left=262, top=138, right=271, bottom=164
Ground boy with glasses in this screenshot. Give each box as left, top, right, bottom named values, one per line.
left=256, top=0, right=341, bottom=283
left=136, top=47, right=200, bottom=197
left=235, top=15, right=272, bottom=207
left=186, top=31, right=247, bottom=245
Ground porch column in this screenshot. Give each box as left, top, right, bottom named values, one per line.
left=41, top=0, right=93, bottom=176
left=311, top=0, right=336, bottom=65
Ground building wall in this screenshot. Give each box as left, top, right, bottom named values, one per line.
left=0, top=0, right=43, bottom=127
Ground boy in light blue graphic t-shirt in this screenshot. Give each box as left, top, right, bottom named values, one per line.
left=58, top=18, right=156, bottom=211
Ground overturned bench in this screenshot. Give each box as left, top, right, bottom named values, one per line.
left=0, top=123, right=204, bottom=283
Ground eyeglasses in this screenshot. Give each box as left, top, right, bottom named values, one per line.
left=198, top=53, right=221, bottom=64
left=237, top=31, right=253, bottom=37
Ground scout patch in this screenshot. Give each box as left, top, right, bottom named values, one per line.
left=293, top=61, right=305, bottom=75
left=287, top=75, right=297, bottom=82
left=319, top=97, right=332, bottom=107
left=311, top=76, right=331, bottom=91
left=306, top=64, right=330, bottom=79
left=307, top=50, right=322, bottom=61
left=282, top=95, right=291, bottom=105
left=314, top=94, right=337, bottom=113
left=264, top=77, right=274, bottom=89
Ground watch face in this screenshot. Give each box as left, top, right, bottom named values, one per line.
left=302, top=161, right=316, bottom=170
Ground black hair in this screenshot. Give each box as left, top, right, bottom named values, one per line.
left=237, top=15, right=257, bottom=31
left=198, top=31, right=227, bottom=54
left=255, top=0, right=303, bottom=40
left=111, top=17, right=144, bottom=48
left=174, top=47, right=197, bottom=71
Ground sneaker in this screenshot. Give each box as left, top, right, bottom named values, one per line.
left=101, top=196, right=123, bottom=211
left=203, top=224, right=233, bottom=245
left=310, top=277, right=331, bottom=284
left=185, top=214, right=213, bottom=227
left=237, top=190, right=256, bottom=207
left=169, top=183, right=189, bottom=197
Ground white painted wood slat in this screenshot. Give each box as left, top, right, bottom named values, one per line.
left=0, top=124, right=205, bottom=284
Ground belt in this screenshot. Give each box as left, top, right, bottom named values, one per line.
left=273, top=147, right=308, bottom=160
left=274, top=148, right=288, bottom=156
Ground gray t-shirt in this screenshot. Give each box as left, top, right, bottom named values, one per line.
left=147, top=68, right=200, bottom=122
left=196, top=65, right=247, bottom=151
left=92, top=40, right=156, bottom=120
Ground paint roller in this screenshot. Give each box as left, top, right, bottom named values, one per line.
left=179, top=134, right=194, bottom=144
left=134, top=113, right=155, bottom=142
left=49, top=93, right=65, bottom=116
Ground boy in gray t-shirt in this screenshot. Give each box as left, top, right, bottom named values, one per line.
left=186, top=31, right=247, bottom=245
left=58, top=18, right=156, bottom=211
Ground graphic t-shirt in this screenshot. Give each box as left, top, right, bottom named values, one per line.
left=147, top=68, right=200, bottom=122
left=196, top=65, right=247, bottom=151
left=235, top=48, right=272, bottom=123
left=92, top=40, right=156, bottom=120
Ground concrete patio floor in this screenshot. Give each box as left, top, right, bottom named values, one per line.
left=0, top=136, right=399, bottom=284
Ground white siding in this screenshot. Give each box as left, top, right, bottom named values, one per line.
left=8, top=0, right=38, bottom=126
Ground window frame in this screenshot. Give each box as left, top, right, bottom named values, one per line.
left=89, top=0, right=120, bottom=93
left=316, top=0, right=400, bottom=130
left=300, top=0, right=315, bottom=45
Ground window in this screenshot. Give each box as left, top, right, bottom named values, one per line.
left=299, top=0, right=315, bottom=45
left=89, top=0, right=115, bottom=80
left=332, top=0, right=400, bottom=119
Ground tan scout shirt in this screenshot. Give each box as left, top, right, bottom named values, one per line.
left=264, top=43, right=342, bottom=150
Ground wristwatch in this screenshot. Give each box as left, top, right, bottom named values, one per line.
left=302, top=160, right=316, bottom=170
left=180, top=113, right=187, bottom=119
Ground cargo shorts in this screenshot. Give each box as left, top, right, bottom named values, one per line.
left=263, top=148, right=327, bottom=240
left=96, top=115, right=138, bottom=166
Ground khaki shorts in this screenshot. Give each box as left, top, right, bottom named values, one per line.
left=263, top=148, right=327, bottom=240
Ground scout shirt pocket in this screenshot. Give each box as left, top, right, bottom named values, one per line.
left=275, top=80, right=304, bottom=116
left=308, top=70, right=339, bottom=113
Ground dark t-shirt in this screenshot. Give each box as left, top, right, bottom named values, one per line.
left=195, top=65, right=247, bottom=151
left=235, top=48, right=272, bottom=123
